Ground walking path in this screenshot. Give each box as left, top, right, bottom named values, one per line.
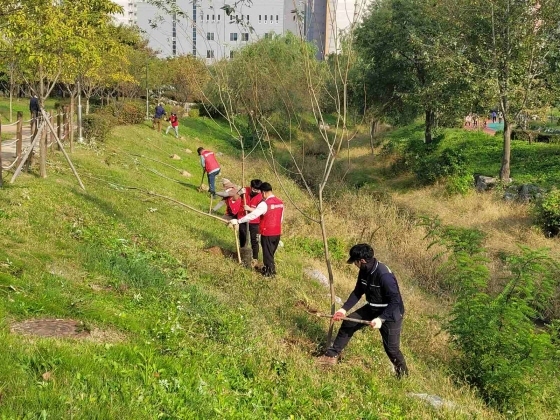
left=463, top=119, right=503, bottom=136
left=1, top=121, right=33, bottom=171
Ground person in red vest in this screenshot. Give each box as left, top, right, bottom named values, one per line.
left=212, top=179, right=243, bottom=219
left=197, top=147, right=221, bottom=196
left=165, top=113, right=179, bottom=138
left=229, top=182, right=283, bottom=277
left=239, top=179, right=263, bottom=265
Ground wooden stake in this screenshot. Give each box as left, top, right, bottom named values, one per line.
left=234, top=224, right=242, bottom=264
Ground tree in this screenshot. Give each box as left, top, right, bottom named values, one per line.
left=353, top=0, right=473, bottom=143
left=454, top=0, right=560, bottom=180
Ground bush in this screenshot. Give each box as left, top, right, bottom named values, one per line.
left=265, top=112, right=298, bottom=141
left=102, top=101, right=145, bottom=125
left=534, top=188, right=560, bottom=236
left=413, top=147, right=469, bottom=185
left=82, top=114, right=116, bottom=143
left=188, top=108, right=200, bottom=118
left=445, top=174, right=473, bottom=196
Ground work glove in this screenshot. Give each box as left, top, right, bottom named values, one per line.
left=228, top=219, right=239, bottom=228
left=243, top=205, right=252, bottom=212
left=370, top=317, right=384, bottom=329
left=332, top=309, right=346, bottom=321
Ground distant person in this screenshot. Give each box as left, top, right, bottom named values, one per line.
left=197, top=147, right=221, bottom=196
left=165, top=112, right=179, bottom=138
left=229, top=182, right=283, bottom=277
left=153, top=103, right=166, bottom=133
left=240, top=179, right=263, bottom=265
left=29, top=94, right=40, bottom=131
left=317, top=243, right=409, bottom=378
left=464, top=114, right=472, bottom=127
left=491, top=110, right=497, bottom=123
left=498, top=111, right=503, bottom=124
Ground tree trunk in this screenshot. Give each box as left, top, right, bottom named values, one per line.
left=319, top=198, right=336, bottom=348
left=424, top=109, right=435, bottom=144
left=85, top=97, right=90, bottom=115
left=500, top=120, right=512, bottom=180
left=369, top=119, right=379, bottom=155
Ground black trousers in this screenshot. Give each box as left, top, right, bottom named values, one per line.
left=260, top=234, right=280, bottom=276
left=239, top=223, right=260, bottom=260
left=326, top=304, right=408, bottom=375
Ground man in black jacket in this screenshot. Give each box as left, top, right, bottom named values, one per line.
left=318, top=243, right=409, bottom=378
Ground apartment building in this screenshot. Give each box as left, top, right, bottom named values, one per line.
left=132, top=0, right=369, bottom=60
left=113, top=0, right=138, bottom=26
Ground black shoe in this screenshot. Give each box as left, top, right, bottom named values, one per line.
left=395, top=365, right=409, bottom=379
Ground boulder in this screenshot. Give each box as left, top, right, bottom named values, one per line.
left=474, top=174, right=498, bottom=192
left=170, top=154, right=181, bottom=160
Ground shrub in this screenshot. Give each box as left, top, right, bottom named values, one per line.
left=424, top=218, right=556, bottom=414
left=188, top=108, right=200, bottom=118
left=103, top=101, right=145, bottom=125
left=82, top=114, right=116, bottom=143
left=534, top=188, right=560, bottom=236
left=413, top=147, right=469, bottom=185
left=445, top=174, right=473, bottom=196
left=265, top=112, right=298, bottom=141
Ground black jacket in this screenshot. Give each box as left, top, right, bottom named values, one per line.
left=29, top=97, right=39, bottom=112
left=341, top=258, right=405, bottom=322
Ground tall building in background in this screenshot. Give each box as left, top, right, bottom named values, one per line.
left=113, top=0, right=138, bottom=26
left=132, top=0, right=370, bottom=60
left=135, top=0, right=303, bottom=60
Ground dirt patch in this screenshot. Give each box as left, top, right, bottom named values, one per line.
left=10, top=318, right=124, bottom=343
left=204, top=246, right=237, bottom=260
left=295, top=300, right=319, bottom=314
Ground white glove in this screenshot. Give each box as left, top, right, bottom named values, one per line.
left=228, top=219, right=239, bottom=226
left=332, top=309, right=346, bottom=321
left=244, top=205, right=252, bottom=211
left=370, top=317, right=383, bottom=329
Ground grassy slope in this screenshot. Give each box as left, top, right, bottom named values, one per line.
left=0, top=116, right=518, bottom=419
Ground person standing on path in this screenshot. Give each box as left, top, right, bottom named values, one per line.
left=229, top=182, right=283, bottom=277
left=153, top=103, right=166, bottom=133
left=165, top=113, right=179, bottom=138
left=197, top=147, right=221, bottom=196
left=29, top=94, right=40, bottom=132
left=317, top=243, right=409, bottom=378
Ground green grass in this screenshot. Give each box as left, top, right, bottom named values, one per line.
left=345, top=123, right=560, bottom=189
left=2, top=116, right=486, bottom=419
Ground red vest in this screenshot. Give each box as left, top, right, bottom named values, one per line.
left=226, top=196, right=242, bottom=217
left=243, top=187, right=263, bottom=225
left=260, top=196, right=283, bottom=236
left=201, top=149, right=220, bottom=173
left=170, top=115, right=178, bottom=127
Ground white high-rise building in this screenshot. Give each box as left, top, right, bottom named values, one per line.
left=133, top=0, right=369, bottom=60
left=113, top=0, right=138, bottom=26
left=136, top=0, right=304, bottom=59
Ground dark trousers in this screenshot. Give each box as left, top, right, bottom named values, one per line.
left=239, top=223, right=260, bottom=259
left=326, top=305, right=408, bottom=375
left=261, top=234, right=280, bottom=276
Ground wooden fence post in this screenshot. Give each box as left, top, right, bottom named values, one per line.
left=49, top=110, right=54, bottom=152
left=40, top=113, right=47, bottom=178
left=57, top=110, right=62, bottom=150
left=16, top=111, right=22, bottom=165
left=62, top=106, right=68, bottom=143
left=69, top=95, right=74, bottom=153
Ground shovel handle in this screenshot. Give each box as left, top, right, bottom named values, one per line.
left=315, top=313, right=372, bottom=325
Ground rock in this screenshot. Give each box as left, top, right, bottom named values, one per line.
left=184, top=148, right=192, bottom=154
left=181, top=171, right=192, bottom=177
left=517, top=184, right=545, bottom=203
left=303, top=267, right=343, bottom=305
left=170, top=154, right=181, bottom=160
left=474, top=174, right=498, bottom=192
left=216, top=152, right=224, bottom=157
left=408, top=393, right=457, bottom=410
